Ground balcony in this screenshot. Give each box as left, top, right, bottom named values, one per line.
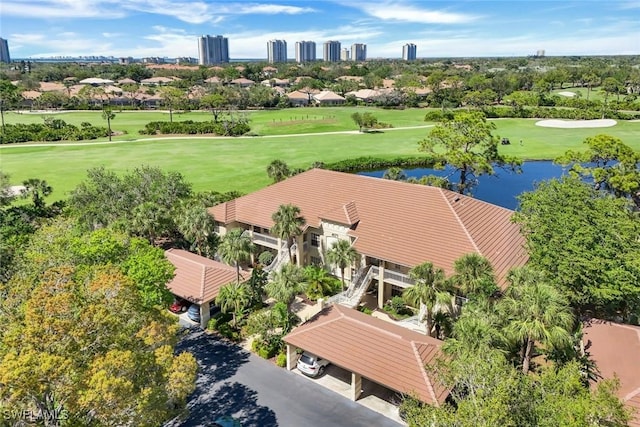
left=382, top=269, right=414, bottom=288
left=250, top=231, right=279, bottom=248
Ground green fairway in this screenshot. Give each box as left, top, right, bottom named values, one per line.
left=1, top=108, right=639, bottom=201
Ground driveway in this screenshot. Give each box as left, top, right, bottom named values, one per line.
left=167, top=326, right=402, bottom=427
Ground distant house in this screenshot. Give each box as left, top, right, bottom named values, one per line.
left=117, top=78, right=137, bottom=85
left=346, top=88, right=383, bottom=103
left=204, top=76, right=222, bottom=85
left=313, top=90, right=346, bottom=105
left=78, top=77, right=114, bottom=86
left=582, top=319, right=640, bottom=426
left=140, top=76, right=177, bottom=86
left=230, top=77, right=255, bottom=88
left=286, top=90, right=312, bottom=106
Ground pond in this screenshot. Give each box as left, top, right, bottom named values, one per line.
left=359, top=161, right=570, bottom=210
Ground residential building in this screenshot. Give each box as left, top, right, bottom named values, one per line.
left=267, top=39, right=287, bottom=63
left=0, top=38, right=11, bottom=63
left=198, top=35, right=229, bottom=65
left=295, top=41, right=316, bottom=63
left=351, top=43, right=367, bottom=61
left=118, top=57, right=133, bottom=65
left=403, top=43, right=417, bottom=61
left=323, top=40, right=341, bottom=62
left=313, top=90, right=346, bottom=105
left=209, top=169, right=528, bottom=310
left=340, top=48, right=350, bottom=61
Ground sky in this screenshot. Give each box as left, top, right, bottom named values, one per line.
left=1, top=0, right=639, bottom=59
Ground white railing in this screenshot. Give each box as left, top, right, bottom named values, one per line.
left=383, top=269, right=414, bottom=286
left=327, top=265, right=377, bottom=308
left=253, top=231, right=279, bottom=247
left=264, top=241, right=288, bottom=273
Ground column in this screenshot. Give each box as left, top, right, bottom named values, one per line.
left=249, top=228, right=255, bottom=265
left=351, top=372, right=362, bottom=401
left=295, top=234, right=303, bottom=266
left=377, top=261, right=385, bottom=309
left=286, top=344, right=298, bottom=371
left=199, top=301, right=210, bottom=327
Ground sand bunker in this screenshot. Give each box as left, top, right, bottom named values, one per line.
left=557, top=91, right=577, bottom=97
left=535, top=119, right=617, bottom=128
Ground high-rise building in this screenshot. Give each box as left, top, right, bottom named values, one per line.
left=0, top=38, right=10, bottom=63
left=402, top=43, right=417, bottom=61
left=351, top=43, right=366, bottom=61
left=267, top=40, right=287, bottom=63
left=323, top=40, right=341, bottom=62
left=198, top=35, right=229, bottom=65
left=295, top=41, right=316, bottom=63
left=340, top=48, right=350, bottom=61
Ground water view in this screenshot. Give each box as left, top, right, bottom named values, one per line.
left=360, top=161, right=570, bottom=210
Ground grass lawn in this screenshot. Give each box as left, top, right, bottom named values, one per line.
left=2, top=108, right=639, bottom=200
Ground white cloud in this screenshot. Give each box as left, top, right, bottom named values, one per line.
left=236, top=4, right=315, bottom=14
left=1, top=0, right=124, bottom=18
left=351, top=1, right=479, bottom=24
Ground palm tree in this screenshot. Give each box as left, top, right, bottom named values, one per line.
left=266, top=160, right=290, bottom=183
left=499, top=266, right=574, bottom=374
left=218, top=228, right=254, bottom=284
left=325, top=239, right=359, bottom=291
left=402, top=262, right=453, bottom=338
left=175, top=204, right=218, bottom=257
left=450, top=253, right=496, bottom=297
left=303, top=265, right=337, bottom=300
left=270, top=204, right=306, bottom=263
left=20, top=178, right=52, bottom=210
left=265, top=264, right=305, bottom=311
left=216, top=282, right=250, bottom=326
left=102, top=105, right=115, bottom=142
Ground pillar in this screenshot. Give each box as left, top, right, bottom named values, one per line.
left=286, top=344, right=298, bottom=371
left=295, top=234, right=303, bottom=266
left=351, top=372, right=362, bottom=401
left=199, top=301, right=210, bottom=327
left=377, top=261, right=385, bottom=309
left=248, top=228, right=255, bottom=265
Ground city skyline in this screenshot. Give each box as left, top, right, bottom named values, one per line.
left=1, top=1, right=639, bottom=59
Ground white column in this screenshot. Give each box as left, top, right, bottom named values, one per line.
left=199, top=301, right=210, bottom=327
left=351, top=372, right=362, bottom=401
left=286, top=344, right=298, bottom=370
left=377, top=261, right=385, bottom=309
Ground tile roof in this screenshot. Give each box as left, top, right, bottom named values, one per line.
left=284, top=304, right=448, bottom=404
left=582, top=319, right=640, bottom=426
left=209, top=169, right=528, bottom=287
left=165, top=249, right=246, bottom=304
left=313, top=91, right=346, bottom=102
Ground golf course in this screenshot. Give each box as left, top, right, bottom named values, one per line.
left=2, top=107, right=639, bottom=198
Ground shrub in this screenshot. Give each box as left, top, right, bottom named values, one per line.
left=358, top=306, right=373, bottom=315
left=276, top=351, right=287, bottom=367
left=207, top=317, right=218, bottom=330
left=258, top=251, right=275, bottom=266
left=322, top=155, right=437, bottom=173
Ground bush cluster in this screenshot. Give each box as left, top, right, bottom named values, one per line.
left=425, top=107, right=636, bottom=123
left=1, top=120, right=109, bottom=144
left=322, top=155, right=437, bottom=172
left=207, top=312, right=241, bottom=341
left=251, top=337, right=282, bottom=360
left=139, top=119, right=250, bottom=136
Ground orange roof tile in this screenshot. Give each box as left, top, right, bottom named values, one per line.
left=319, top=201, right=359, bottom=226
left=209, top=169, right=528, bottom=287
left=284, top=304, right=448, bottom=405
left=165, top=249, right=246, bottom=303
left=582, top=319, right=640, bottom=425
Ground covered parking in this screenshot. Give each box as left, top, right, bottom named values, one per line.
left=283, top=304, right=449, bottom=406
left=165, top=249, right=248, bottom=325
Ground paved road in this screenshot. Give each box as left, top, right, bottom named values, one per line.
left=167, top=326, right=401, bottom=427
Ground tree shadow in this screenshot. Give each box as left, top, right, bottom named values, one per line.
left=178, top=381, right=278, bottom=427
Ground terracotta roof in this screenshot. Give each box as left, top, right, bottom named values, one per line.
left=582, top=319, right=640, bottom=426
left=165, top=249, right=246, bottom=304
left=140, top=76, right=176, bottom=84
left=346, top=89, right=382, bottom=99
left=230, top=78, right=255, bottom=85
left=319, top=201, right=359, bottom=226
left=205, top=76, right=222, bottom=84
left=117, top=78, right=137, bottom=84
left=313, top=91, right=345, bottom=102
left=39, top=82, right=65, bottom=92
left=284, top=304, right=448, bottom=404
left=209, top=169, right=528, bottom=287
left=286, top=90, right=311, bottom=100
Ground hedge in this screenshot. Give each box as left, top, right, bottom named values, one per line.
left=139, top=119, right=250, bottom=136
left=322, top=155, right=438, bottom=172
left=1, top=120, right=109, bottom=144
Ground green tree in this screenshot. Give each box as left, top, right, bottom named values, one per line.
left=20, top=178, right=52, bottom=210
left=102, top=105, right=116, bottom=141
left=264, top=263, right=305, bottom=311
left=514, top=176, right=640, bottom=320
left=499, top=267, right=574, bottom=374
left=450, top=253, right=497, bottom=298
left=419, top=111, right=521, bottom=195
left=382, top=167, right=407, bottom=181
left=175, top=203, right=218, bottom=257
left=266, top=159, right=291, bottom=183
left=159, top=86, right=186, bottom=122
left=0, top=171, right=15, bottom=207
left=556, top=134, right=640, bottom=209
left=216, top=282, right=250, bottom=326
left=351, top=112, right=364, bottom=131
left=200, top=92, right=227, bottom=123
left=403, top=262, right=453, bottom=338
left=325, top=239, right=359, bottom=291
left=270, top=204, right=306, bottom=263
left=218, top=228, right=254, bottom=284
left=0, top=79, right=22, bottom=133
left=303, top=265, right=339, bottom=300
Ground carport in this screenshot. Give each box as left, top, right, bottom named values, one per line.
left=283, top=304, right=448, bottom=406
left=165, top=249, right=248, bottom=325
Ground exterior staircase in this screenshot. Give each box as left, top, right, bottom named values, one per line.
left=326, top=265, right=377, bottom=309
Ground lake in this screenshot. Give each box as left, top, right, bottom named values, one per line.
left=359, top=161, right=570, bottom=210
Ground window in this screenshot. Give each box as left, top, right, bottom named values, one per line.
left=311, top=233, right=320, bottom=247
